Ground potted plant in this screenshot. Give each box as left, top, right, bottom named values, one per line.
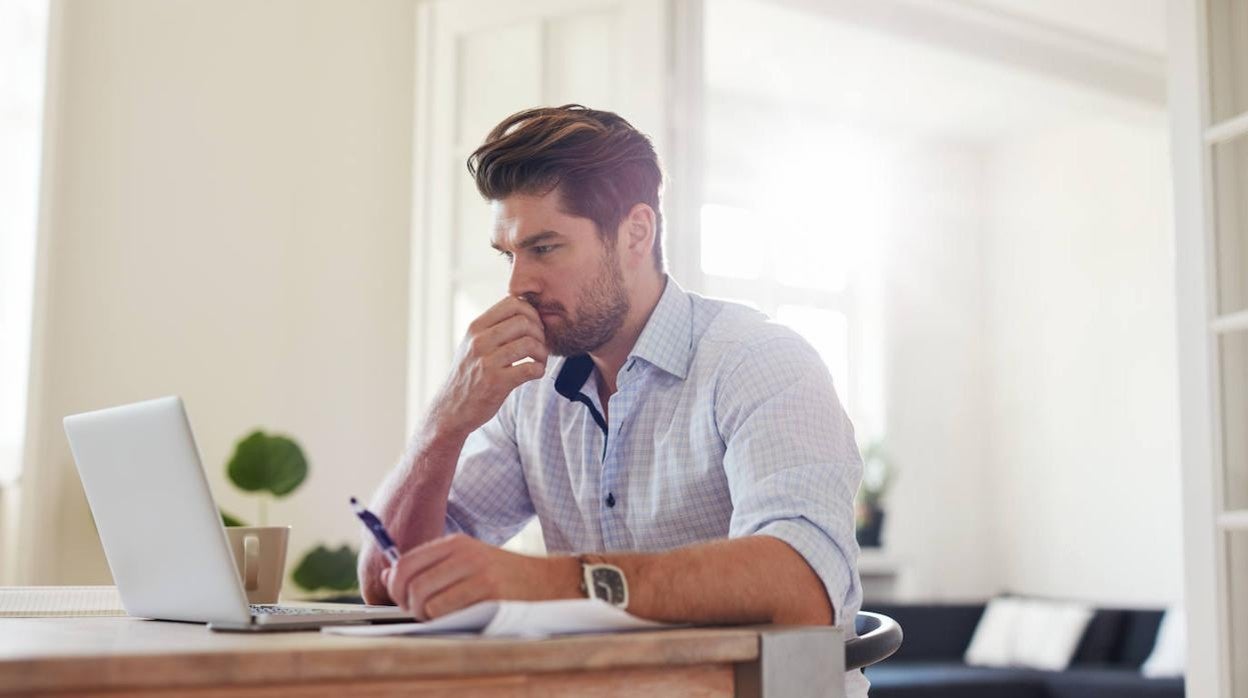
left=220, top=430, right=360, bottom=597
left=220, top=430, right=307, bottom=526
left=855, top=440, right=894, bottom=548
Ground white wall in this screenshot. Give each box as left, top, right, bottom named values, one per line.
left=982, top=113, right=1182, bottom=605
left=880, top=142, right=998, bottom=601
left=877, top=115, right=1181, bottom=606
left=18, top=0, right=416, bottom=585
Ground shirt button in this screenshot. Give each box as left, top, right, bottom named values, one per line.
left=605, top=493, right=616, bottom=508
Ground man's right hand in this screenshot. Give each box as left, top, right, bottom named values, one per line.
left=358, top=297, right=546, bottom=604
left=427, top=296, right=549, bottom=440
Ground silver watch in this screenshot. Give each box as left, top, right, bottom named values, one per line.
left=579, top=555, right=629, bottom=609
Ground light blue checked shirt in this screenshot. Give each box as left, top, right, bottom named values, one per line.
left=445, top=277, right=867, bottom=697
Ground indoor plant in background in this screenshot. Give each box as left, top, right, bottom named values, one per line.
left=220, top=430, right=360, bottom=597
left=855, top=440, right=895, bottom=548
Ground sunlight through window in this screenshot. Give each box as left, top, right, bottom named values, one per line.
left=0, top=0, right=50, bottom=485
left=699, top=203, right=762, bottom=280
left=775, top=305, right=849, bottom=402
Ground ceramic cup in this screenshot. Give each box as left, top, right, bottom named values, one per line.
left=225, top=525, right=291, bottom=605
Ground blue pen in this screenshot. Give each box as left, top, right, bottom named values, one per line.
left=350, top=497, right=401, bottom=564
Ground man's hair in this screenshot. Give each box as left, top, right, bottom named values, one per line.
left=467, top=104, right=666, bottom=270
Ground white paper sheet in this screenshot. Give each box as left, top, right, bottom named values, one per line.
left=0, top=586, right=126, bottom=617
left=322, top=598, right=668, bottom=638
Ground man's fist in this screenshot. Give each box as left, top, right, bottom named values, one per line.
left=427, top=296, right=549, bottom=439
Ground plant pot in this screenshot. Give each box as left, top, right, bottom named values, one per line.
left=856, top=507, right=886, bottom=548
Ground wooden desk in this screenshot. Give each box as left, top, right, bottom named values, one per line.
left=0, top=618, right=845, bottom=697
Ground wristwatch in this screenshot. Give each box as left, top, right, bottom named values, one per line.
left=578, top=554, right=629, bottom=609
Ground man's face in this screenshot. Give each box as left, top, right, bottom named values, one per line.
left=491, top=190, right=629, bottom=356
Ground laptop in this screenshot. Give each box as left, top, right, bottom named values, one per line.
left=62, top=395, right=410, bottom=631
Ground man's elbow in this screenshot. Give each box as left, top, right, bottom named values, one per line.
left=768, top=539, right=835, bottom=625
left=778, top=589, right=835, bottom=626
left=774, top=553, right=835, bottom=625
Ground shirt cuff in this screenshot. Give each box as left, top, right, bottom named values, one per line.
left=754, top=518, right=856, bottom=628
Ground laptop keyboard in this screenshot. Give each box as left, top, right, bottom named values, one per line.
left=249, top=604, right=368, bottom=616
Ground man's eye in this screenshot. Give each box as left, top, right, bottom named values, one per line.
left=498, top=250, right=514, bottom=263
left=533, top=245, right=556, bottom=255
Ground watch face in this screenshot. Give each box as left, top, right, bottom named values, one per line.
left=590, top=567, right=626, bottom=606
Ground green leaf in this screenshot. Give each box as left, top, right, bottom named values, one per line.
left=292, top=544, right=360, bottom=592
left=220, top=509, right=248, bottom=527
left=226, top=431, right=308, bottom=497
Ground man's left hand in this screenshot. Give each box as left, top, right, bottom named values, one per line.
left=381, top=534, right=578, bottom=621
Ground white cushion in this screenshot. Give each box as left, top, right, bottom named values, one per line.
left=1012, top=598, right=1096, bottom=670
left=965, top=597, right=1023, bottom=667
left=1141, top=607, right=1186, bottom=678
left=965, top=597, right=1094, bottom=671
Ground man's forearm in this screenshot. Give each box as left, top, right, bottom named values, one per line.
left=371, top=529, right=837, bottom=625
left=590, top=535, right=834, bottom=626
left=358, top=425, right=467, bottom=604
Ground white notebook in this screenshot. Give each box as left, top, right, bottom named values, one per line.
left=0, top=586, right=127, bottom=617
left=322, top=598, right=668, bottom=638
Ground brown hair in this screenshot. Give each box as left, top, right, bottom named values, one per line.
left=467, top=104, right=665, bottom=270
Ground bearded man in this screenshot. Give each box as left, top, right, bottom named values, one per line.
left=359, top=104, right=868, bottom=697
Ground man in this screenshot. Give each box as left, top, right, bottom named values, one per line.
left=359, top=105, right=867, bottom=696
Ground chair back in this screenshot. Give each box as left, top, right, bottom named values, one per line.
left=846, top=611, right=903, bottom=670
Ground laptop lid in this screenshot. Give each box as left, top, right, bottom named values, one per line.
left=63, top=396, right=252, bottom=626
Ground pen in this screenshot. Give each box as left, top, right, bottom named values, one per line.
left=350, top=497, right=401, bottom=565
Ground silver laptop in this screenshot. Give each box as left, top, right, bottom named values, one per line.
left=63, top=395, right=410, bottom=631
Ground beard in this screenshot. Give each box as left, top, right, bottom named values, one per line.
left=532, top=248, right=630, bottom=357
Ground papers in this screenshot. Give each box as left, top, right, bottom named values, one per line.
left=323, top=598, right=668, bottom=638
left=0, top=586, right=127, bottom=617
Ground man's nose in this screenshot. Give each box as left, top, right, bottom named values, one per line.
left=507, top=257, right=540, bottom=300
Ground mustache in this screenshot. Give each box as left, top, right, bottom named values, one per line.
left=519, top=294, right=565, bottom=315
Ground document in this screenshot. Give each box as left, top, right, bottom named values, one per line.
left=322, top=598, right=669, bottom=638
left=0, top=586, right=127, bottom=617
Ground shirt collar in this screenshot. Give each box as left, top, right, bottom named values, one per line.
left=554, top=354, right=596, bottom=401
left=626, top=275, right=693, bottom=380
left=553, top=276, right=694, bottom=400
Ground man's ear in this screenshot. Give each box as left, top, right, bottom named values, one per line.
left=618, top=203, right=656, bottom=268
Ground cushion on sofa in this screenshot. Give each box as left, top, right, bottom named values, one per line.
left=1141, top=607, right=1185, bottom=678
left=963, top=597, right=1020, bottom=667
left=1070, top=609, right=1125, bottom=664
left=964, top=597, right=1094, bottom=670
left=1116, top=610, right=1166, bottom=667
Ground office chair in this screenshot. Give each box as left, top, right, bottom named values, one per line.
left=846, top=611, right=903, bottom=670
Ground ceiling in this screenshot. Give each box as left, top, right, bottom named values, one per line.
left=704, top=0, right=1167, bottom=144
left=956, top=0, right=1166, bottom=56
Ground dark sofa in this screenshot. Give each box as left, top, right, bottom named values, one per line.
left=862, top=603, right=1184, bottom=698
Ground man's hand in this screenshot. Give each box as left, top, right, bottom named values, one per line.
left=427, top=296, right=549, bottom=440
left=358, top=297, right=549, bottom=606
left=382, top=534, right=580, bottom=620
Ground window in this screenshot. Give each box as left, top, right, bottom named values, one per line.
left=697, top=120, right=888, bottom=425
left=0, top=0, right=50, bottom=484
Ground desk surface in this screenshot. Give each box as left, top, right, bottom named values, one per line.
left=0, top=617, right=841, bottom=697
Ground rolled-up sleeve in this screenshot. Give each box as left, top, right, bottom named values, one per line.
left=716, top=333, right=863, bottom=627
left=443, top=394, right=536, bottom=546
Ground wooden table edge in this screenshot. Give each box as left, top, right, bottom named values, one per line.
left=0, top=625, right=763, bottom=695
